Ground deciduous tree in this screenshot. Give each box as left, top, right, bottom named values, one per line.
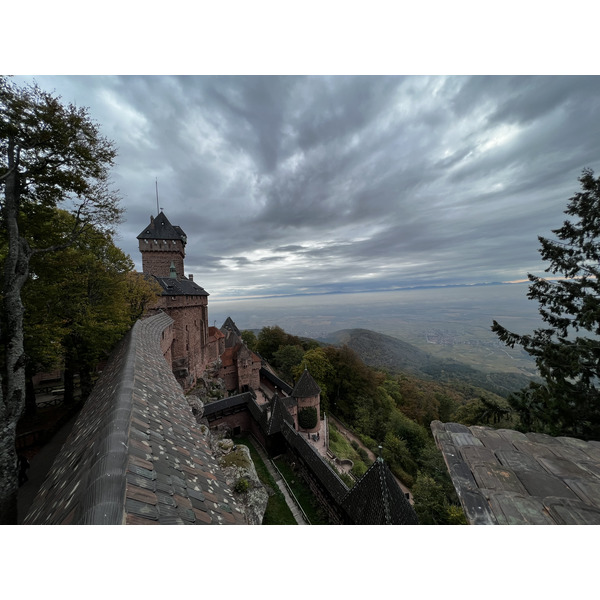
left=0, top=76, right=121, bottom=523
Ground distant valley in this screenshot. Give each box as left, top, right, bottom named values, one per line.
left=211, top=283, right=542, bottom=396
left=320, top=328, right=538, bottom=399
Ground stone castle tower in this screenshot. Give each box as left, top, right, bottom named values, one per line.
left=137, top=211, right=187, bottom=278
left=137, top=211, right=210, bottom=390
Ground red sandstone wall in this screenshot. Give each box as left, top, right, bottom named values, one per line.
left=153, top=295, right=209, bottom=390
left=139, top=239, right=185, bottom=278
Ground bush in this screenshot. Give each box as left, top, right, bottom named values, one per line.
left=351, top=460, right=368, bottom=479
left=357, top=447, right=370, bottom=462
left=234, top=478, right=249, bottom=494
left=298, top=406, right=318, bottom=429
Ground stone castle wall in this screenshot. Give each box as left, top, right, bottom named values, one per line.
left=24, top=312, right=246, bottom=525
left=139, top=239, right=185, bottom=278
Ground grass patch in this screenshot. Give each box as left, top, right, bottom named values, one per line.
left=328, top=426, right=370, bottom=479
left=273, top=457, right=329, bottom=525
left=234, top=435, right=296, bottom=525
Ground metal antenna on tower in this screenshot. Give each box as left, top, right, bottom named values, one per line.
left=155, top=178, right=159, bottom=216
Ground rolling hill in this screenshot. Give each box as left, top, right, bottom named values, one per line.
left=321, top=328, right=536, bottom=398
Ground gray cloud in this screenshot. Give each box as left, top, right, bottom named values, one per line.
left=15, top=75, right=600, bottom=298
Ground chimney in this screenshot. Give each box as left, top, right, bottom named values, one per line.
left=189, top=274, right=194, bottom=281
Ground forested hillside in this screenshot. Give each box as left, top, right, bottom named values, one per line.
left=323, top=328, right=536, bottom=398
left=244, top=324, right=524, bottom=524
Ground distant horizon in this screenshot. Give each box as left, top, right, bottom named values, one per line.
left=205, top=281, right=540, bottom=345
left=208, top=279, right=531, bottom=303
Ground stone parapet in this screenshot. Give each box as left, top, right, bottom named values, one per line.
left=24, top=313, right=246, bottom=525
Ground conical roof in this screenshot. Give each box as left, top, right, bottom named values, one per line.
left=137, top=211, right=187, bottom=243
left=341, top=458, right=418, bottom=525
left=291, top=369, right=321, bottom=398
left=221, top=316, right=241, bottom=337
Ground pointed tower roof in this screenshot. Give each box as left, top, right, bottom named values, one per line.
left=341, top=457, right=418, bottom=525
left=137, top=211, right=187, bottom=243
left=221, top=317, right=241, bottom=337
left=291, top=369, right=321, bottom=398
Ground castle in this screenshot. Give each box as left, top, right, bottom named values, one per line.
left=137, top=211, right=262, bottom=397
left=22, top=211, right=418, bottom=525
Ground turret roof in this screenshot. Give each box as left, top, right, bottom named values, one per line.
left=341, top=457, right=419, bottom=525
left=137, top=211, right=187, bottom=242
left=292, top=369, right=321, bottom=398
left=221, top=317, right=241, bottom=337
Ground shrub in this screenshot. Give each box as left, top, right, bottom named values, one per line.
left=234, top=477, right=250, bottom=494
left=351, top=460, right=367, bottom=479
left=298, top=406, right=318, bottom=429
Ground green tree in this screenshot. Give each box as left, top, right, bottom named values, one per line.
left=492, top=169, right=600, bottom=440
left=125, top=271, right=163, bottom=323
left=298, top=406, right=318, bottom=429
left=272, top=344, right=304, bottom=384
left=51, top=226, right=136, bottom=403
left=0, top=76, right=121, bottom=523
left=18, top=210, right=161, bottom=412
left=412, top=472, right=466, bottom=525
left=293, top=347, right=334, bottom=408
left=381, top=431, right=418, bottom=485
left=256, top=325, right=290, bottom=361
left=324, top=345, right=379, bottom=419
left=241, top=329, right=258, bottom=351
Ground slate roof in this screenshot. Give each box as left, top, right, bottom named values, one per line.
left=24, top=313, right=246, bottom=525
left=202, top=392, right=253, bottom=418
left=431, top=421, right=600, bottom=525
left=281, top=422, right=349, bottom=503
left=259, top=366, right=293, bottom=395
left=292, top=369, right=321, bottom=398
left=266, top=394, right=296, bottom=435
left=154, top=276, right=209, bottom=297
left=221, top=317, right=241, bottom=337
left=137, top=211, right=187, bottom=242
left=341, top=457, right=419, bottom=525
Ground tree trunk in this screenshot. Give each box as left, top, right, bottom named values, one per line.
left=25, top=367, right=37, bottom=417
left=0, top=418, right=18, bottom=524
left=1, top=152, right=30, bottom=524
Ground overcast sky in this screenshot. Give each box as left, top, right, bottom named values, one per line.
left=13, top=75, right=600, bottom=299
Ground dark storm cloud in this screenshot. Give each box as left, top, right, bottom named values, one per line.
left=15, top=75, right=600, bottom=298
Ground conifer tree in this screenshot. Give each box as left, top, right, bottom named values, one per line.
left=492, top=169, right=600, bottom=440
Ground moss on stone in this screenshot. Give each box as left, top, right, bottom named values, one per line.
left=219, top=446, right=252, bottom=469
